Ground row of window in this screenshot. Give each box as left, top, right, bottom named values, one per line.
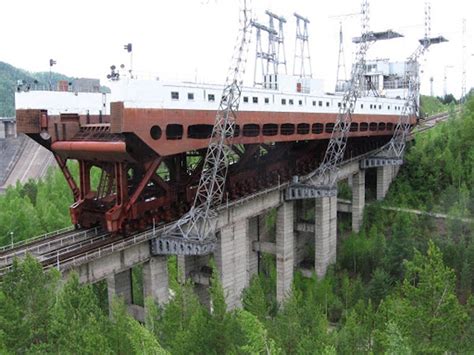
left=149, top=122, right=397, bottom=141
left=170, top=91, right=403, bottom=111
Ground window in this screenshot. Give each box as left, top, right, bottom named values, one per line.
left=188, top=124, right=213, bottom=139
left=150, top=125, right=162, bottom=140
left=325, top=123, right=335, bottom=133
left=312, top=123, right=324, bottom=134
left=388, top=105, right=391, bottom=110
left=326, top=102, right=330, bottom=107
left=252, top=97, right=258, bottom=104
left=378, top=122, right=386, bottom=130
left=262, top=123, right=278, bottom=136
left=369, top=122, right=377, bottom=131
left=166, top=124, right=183, bottom=140
left=360, top=122, right=368, bottom=131
left=387, top=123, right=394, bottom=130
left=243, top=124, right=260, bottom=137
left=208, top=94, right=215, bottom=102
left=361, top=104, right=364, bottom=109
left=243, top=96, right=249, bottom=103
left=370, top=104, right=373, bottom=109
left=264, top=97, right=270, bottom=104
left=281, top=123, right=295, bottom=135
left=187, top=92, right=194, bottom=100
left=338, top=102, right=341, bottom=108
left=289, top=99, right=294, bottom=105
left=233, top=125, right=241, bottom=137
left=318, top=101, right=323, bottom=107
left=298, top=100, right=303, bottom=106
left=378, top=105, right=382, bottom=109
left=350, top=122, right=358, bottom=132
left=297, top=123, right=310, bottom=134
left=171, top=91, right=179, bottom=100
left=281, top=98, right=287, bottom=105
left=312, top=100, right=317, bottom=106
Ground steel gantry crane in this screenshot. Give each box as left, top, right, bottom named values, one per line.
left=361, top=1, right=447, bottom=169
left=286, top=0, right=402, bottom=201
left=152, top=0, right=253, bottom=255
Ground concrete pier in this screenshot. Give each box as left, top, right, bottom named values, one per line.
left=248, top=216, right=259, bottom=279
left=376, top=165, right=392, bottom=200
left=107, top=269, right=133, bottom=312
left=143, top=256, right=169, bottom=306
left=352, top=171, right=365, bottom=232
left=315, top=197, right=331, bottom=278
left=329, top=195, right=337, bottom=264
left=276, top=202, right=294, bottom=303
left=215, top=219, right=248, bottom=310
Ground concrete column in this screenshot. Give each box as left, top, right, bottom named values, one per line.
left=329, top=196, right=337, bottom=264
left=276, top=201, right=294, bottom=303
left=143, top=256, right=169, bottom=306
left=248, top=216, right=259, bottom=279
left=215, top=218, right=248, bottom=310
left=315, top=197, right=331, bottom=278
left=177, top=254, right=211, bottom=308
left=376, top=165, right=392, bottom=200
left=352, top=170, right=365, bottom=233
left=107, top=269, right=132, bottom=308
left=258, top=213, right=271, bottom=241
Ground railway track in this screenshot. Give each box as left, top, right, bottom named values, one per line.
left=0, top=227, right=105, bottom=274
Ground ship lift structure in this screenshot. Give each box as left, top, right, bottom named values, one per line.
left=14, top=1, right=444, bottom=257
left=154, top=0, right=445, bottom=255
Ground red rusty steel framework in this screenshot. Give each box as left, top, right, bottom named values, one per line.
left=16, top=104, right=397, bottom=236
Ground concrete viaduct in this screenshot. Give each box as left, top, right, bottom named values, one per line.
left=58, top=153, right=398, bottom=320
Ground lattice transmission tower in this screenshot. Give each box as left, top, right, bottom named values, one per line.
left=252, top=21, right=277, bottom=87
left=266, top=10, right=287, bottom=75
left=293, top=13, right=312, bottom=78
left=153, top=0, right=253, bottom=255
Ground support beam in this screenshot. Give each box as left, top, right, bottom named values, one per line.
left=352, top=170, right=365, bottom=233
left=215, top=219, right=248, bottom=310
left=315, top=197, right=331, bottom=278
left=107, top=269, right=132, bottom=314
left=376, top=165, right=392, bottom=200
left=143, top=256, right=169, bottom=306
left=276, top=201, right=294, bottom=303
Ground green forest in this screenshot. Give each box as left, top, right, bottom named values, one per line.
left=0, top=96, right=473, bottom=353
left=0, top=61, right=73, bottom=117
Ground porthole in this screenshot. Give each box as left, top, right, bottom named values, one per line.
left=150, top=125, right=162, bottom=140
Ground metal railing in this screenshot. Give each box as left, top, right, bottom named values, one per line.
left=0, top=225, right=75, bottom=253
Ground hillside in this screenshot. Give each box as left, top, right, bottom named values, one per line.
left=0, top=61, right=72, bottom=116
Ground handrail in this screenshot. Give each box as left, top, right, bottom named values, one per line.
left=0, top=225, right=75, bottom=252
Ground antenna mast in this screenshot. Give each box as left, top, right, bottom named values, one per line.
left=154, top=0, right=253, bottom=255
left=335, top=22, right=348, bottom=91
left=293, top=13, right=312, bottom=78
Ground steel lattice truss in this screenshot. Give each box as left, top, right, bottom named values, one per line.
left=361, top=2, right=447, bottom=169
left=286, top=0, right=373, bottom=200
left=152, top=1, right=253, bottom=256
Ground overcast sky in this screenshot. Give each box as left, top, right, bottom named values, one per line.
left=1, top=0, right=472, bottom=97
